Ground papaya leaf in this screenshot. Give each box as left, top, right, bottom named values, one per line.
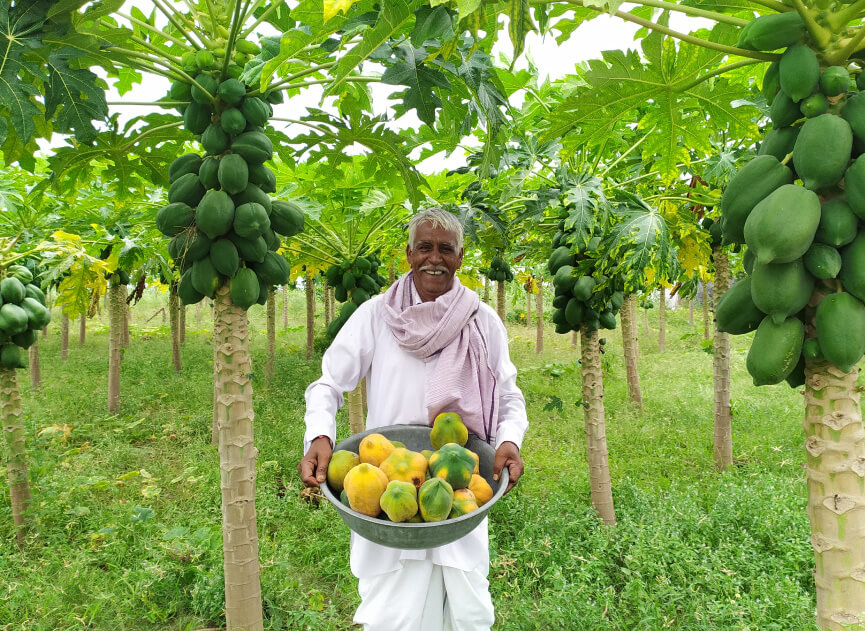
left=507, top=0, right=535, bottom=64
left=381, top=43, right=451, bottom=126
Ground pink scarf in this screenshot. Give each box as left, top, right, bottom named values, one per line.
left=381, top=272, right=498, bottom=443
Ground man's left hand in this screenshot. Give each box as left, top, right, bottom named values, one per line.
left=492, top=441, right=523, bottom=494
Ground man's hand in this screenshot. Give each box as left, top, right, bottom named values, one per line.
left=492, top=441, right=523, bottom=494
left=298, top=436, right=333, bottom=487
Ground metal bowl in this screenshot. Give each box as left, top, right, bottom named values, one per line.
left=319, top=424, right=509, bottom=550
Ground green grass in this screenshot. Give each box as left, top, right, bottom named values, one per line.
left=0, top=289, right=822, bottom=629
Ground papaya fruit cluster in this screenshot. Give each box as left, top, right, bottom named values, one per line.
left=548, top=221, right=622, bottom=334
left=156, top=48, right=304, bottom=310
left=326, top=413, right=494, bottom=523
left=482, top=256, right=513, bottom=282
left=717, top=36, right=865, bottom=386
left=323, top=252, right=388, bottom=338
left=0, top=264, right=50, bottom=369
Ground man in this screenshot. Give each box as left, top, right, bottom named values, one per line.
left=298, top=207, right=528, bottom=630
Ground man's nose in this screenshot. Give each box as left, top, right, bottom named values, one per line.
left=428, top=247, right=444, bottom=263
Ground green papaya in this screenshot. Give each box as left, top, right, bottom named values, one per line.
left=746, top=316, right=804, bottom=386
left=792, top=114, right=853, bottom=191
left=183, top=102, right=212, bottom=135
left=169, top=153, right=203, bottom=183
left=553, top=265, right=577, bottom=293
left=800, top=93, right=829, bottom=118
left=785, top=355, right=806, bottom=389
left=779, top=44, right=820, bottom=102
left=552, top=294, right=569, bottom=309
left=757, top=127, right=798, bottom=162
left=270, top=201, right=305, bottom=237
left=190, top=73, right=217, bottom=104
left=25, top=284, right=45, bottom=305
left=803, top=337, right=822, bottom=362
left=842, top=93, right=865, bottom=144
left=333, top=284, right=348, bottom=302
left=210, top=238, right=240, bottom=277
left=240, top=97, right=270, bottom=127
left=231, top=183, right=272, bottom=213
left=573, top=276, right=595, bottom=301
left=598, top=311, right=616, bottom=330
left=770, top=92, right=802, bottom=128
left=715, top=277, right=764, bottom=335
left=820, top=66, right=850, bottom=97
left=263, top=228, right=281, bottom=251
left=815, top=199, right=858, bottom=247
left=220, top=108, right=247, bottom=135
left=0, top=277, right=25, bottom=304
left=840, top=232, right=865, bottom=302
left=229, top=233, right=267, bottom=264
left=551, top=308, right=567, bottom=327
left=750, top=259, right=813, bottom=324
left=0, top=304, right=29, bottom=335
left=0, top=344, right=24, bottom=369
left=8, top=265, right=33, bottom=284
left=358, top=274, right=377, bottom=294
left=190, top=257, right=221, bottom=298
left=233, top=202, right=270, bottom=239
left=350, top=287, right=370, bottom=305
left=547, top=246, right=575, bottom=275
left=11, top=328, right=37, bottom=349
left=168, top=80, right=191, bottom=102
left=248, top=163, right=276, bottom=193
left=804, top=244, right=842, bottom=279
left=743, top=247, right=755, bottom=275
left=844, top=155, right=865, bottom=220
left=610, top=291, right=624, bottom=311
left=178, top=269, right=204, bottom=305
left=202, top=123, right=230, bottom=155
left=564, top=298, right=583, bottom=327
left=737, top=12, right=804, bottom=51
left=20, top=297, right=50, bottom=328
left=169, top=228, right=211, bottom=264
left=218, top=153, right=249, bottom=195
left=196, top=190, right=236, bottom=239
left=156, top=202, right=195, bottom=237
left=230, top=267, right=260, bottom=310
left=744, top=184, right=820, bottom=264
left=230, top=131, right=273, bottom=165
left=251, top=251, right=290, bottom=286
left=720, top=155, right=793, bottom=245
left=816, top=292, right=865, bottom=372
left=198, top=156, right=220, bottom=190
left=763, top=61, right=780, bottom=105
left=217, top=78, right=246, bottom=105
left=168, top=173, right=205, bottom=207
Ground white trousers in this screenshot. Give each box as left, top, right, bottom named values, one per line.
left=353, top=559, right=495, bottom=630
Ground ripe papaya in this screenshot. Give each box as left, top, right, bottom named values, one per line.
left=468, top=474, right=493, bottom=506
left=431, top=412, right=468, bottom=450
left=229, top=267, right=259, bottom=309
left=198, top=156, right=220, bottom=190
left=720, top=155, right=792, bottom=245
left=220, top=108, right=247, bottom=135
left=169, top=153, right=203, bottom=182
left=737, top=12, right=804, bottom=51
left=792, top=114, right=853, bottom=191
left=547, top=246, right=575, bottom=275
left=218, top=153, right=249, bottom=195
left=196, top=190, right=235, bottom=239
left=217, top=78, right=246, bottom=105
left=815, top=199, right=858, bottom=247
left=417, top=477, right=454, bottom=522
left=750, top=259, right=813, bottom=324
left=183, top=102, right=212, bottom=135
left=326, top=450, right=360, bottom=494
left=380, top=448, right=428, bottom=489
left=230, top=131, right=273, bottom=164
left=746, top=316, right=804, bottom=386
left=779, top=44, right=820, bottom=102
left=168, top=173, right=205, bottom=207
left=156, top=202, right=195, bottom=237
left=840, top=232, right=865, bottom=302
left=428, top=443, right=475, bottom=490
left=191, top=257, right=221, bottom=298
left=816, top=292, right=865, bottom=372
left=744, top=184, right=820, bottom=264
left=358, top=433, right=394, bottom=467
left=842, top=93, right=865, bottom=144
left=201, top=123, right=230, bottom=155
left=210, top=238, right=240, bottom=277
left=844, top=156, right=865, bottom=220
left=820, top=66, right=850, bottom=97
left=804, top=244, right=842, bottom=279
left=449, top=489, right=479, bottom=518
left=758, top=127, right=798, bottom=162
left=344, top=463, right=389, bottom=517
left=379, top=480, right=418, bottom=522
left=770, top=92, right=802, bottom=128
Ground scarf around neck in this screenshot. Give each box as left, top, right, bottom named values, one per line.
left=381, top=272, right=498, bottom=443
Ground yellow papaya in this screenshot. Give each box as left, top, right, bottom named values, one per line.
left=379, top=448, right=428, bottom=489
left=468, top=474, right=493, bottom=506
left=430, top=412, right=469, bottom=449
left=449, top=489, right=479, bottom=518
left=358, top=433, right=395, bottom=467
left=343, top=463, right=389, bottom=517
left=469, top=450, right=479, bottom=474
left=418, top=478, right=454, bottom=522
left=326, top=450, right=360, bottom=493
left=379, top=480, right=418, bottom=522
left=428, top=443, right=476, bottom=490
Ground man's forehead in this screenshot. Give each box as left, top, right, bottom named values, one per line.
left=414, top=224, right=458, bottom=244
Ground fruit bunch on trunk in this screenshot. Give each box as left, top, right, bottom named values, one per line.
left=717, top=13, right=865, bottom=386
left=155, top=48, right=304, bottom=310
left=324, top=252, right=387, bottom=338
left=482, top=256, right=513, bottom=282
left=0, top=264, right=50, bottom=368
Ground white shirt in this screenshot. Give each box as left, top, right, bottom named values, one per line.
left=303, top=282, right=529, bottom=578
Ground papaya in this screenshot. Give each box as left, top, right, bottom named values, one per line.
left=20, top=297, right=49, bottom=328
left=11, top=328, right=37, bottom=348
left=230, top=131, right=273, bottom=164
left=786, top=355, right=806, bottom=389
left=233, top=202, right=270, bottom=239
left=779, top=45, right=820, bottom=102
left=816, top=292, right=865, bottom=372
left=178, top=269, right=204, bottom=305
left=449, top=489, right=479, bottom=518
left=757, top=127, right=798, bottom=162
left=0, top=277, right=25, bottom=304
left=379, top=448, right=428, bottom=489
left=191, top=257, right=221, bottom=299
left=251, top=251, right=290, bottom=286
left=8, top=265, right=33, bottom=284
left=326, top=450, right=360, bottom=494
left=799, top=94, right=829, bottom=118
left=169, top=228, right=211, bottom=264
left=156, top=202, right=195, bottom=237
left=256, top=276, right=269, bottom=304
left=840, top=232, right=865, bottom=303
left=821, top=66, right=850, bottom=96
left=737, top=12, right=804, bottom=52
left=183, top=102, right=212, bottom=135
left=428, top=443, right=475, bottom=490
left=217, top=78, right=246, bottom=105
left=792, top=114, right=853, bottom=191
left=770, top=92, right=801, bottom=128
left=232, top=183, right=272, bottom=213
left=417, top=477, right=454, bottom=522
left=357, top=274, right=378, bottom=294
left=168, top=80, right=191, bottom=102
left=379, top=480, right=418, bottom=522
left=391, top=440, right=406, bottom=449
left=763, top=61, right=780, bottom=105
left=248, top=163, right=276, bottom=193
left=210, top=238, right=240, bottom=277
left=564, top=298, right=584, bottom=328
left=269, top=200, right=305, bottom=237
left=169, top=153, right=203, bottom=182
left=25, top=284, right=45, bottom=305
left=551, top=308, right=567, bottom=328
left=547, top=246, right=575, bottom=275
left=229, top=267, right=259, bottom=310
left=430, top=412, right=468, bottom=449
left=844, top=155, right=865, bottom=220
left=220, top=108, right=247, bottom=135
left=553, top=265, right=577, bottom=293
left=218, top=153, right=249, bottom=195
left=240, top=97, right=270, bottom=127
left=190, top=73, right=217, bottom=104
left=342, top=271, right=356, bottom=291
left=744, top=184, right=820, bottom=264
left=343, top=463, right=389, bottom=517
left=743, top=248, right=755, bottom=275
left=803, top=337, right=823, bottom=362
left=750, top=259, right=813, bottom=324
left=720, top=155, right=792, bottom=245
left=168, top=173, right=205, bottom=207
left=598, top=311, right=617, bottom=330
left=842, top=93, right=865, bottom=145
left=195, top=49, right=215, bottom=69
left=815, top=199, right=858, bottom=247
left=358, top=433, right=395, bottom=467
left=0, top=303, right=28, bottom=335
left=746, top=316, right=804, bottom=386
left=804, top=244, right=842, bottom=279
left=196, top=190, right=235, bottom=239
left=469, top=450, right=479, bottom=475
left=198, top=156, right=220, bottom=189
left=468, top=474, right=493, bottom=506
left=573, top=276, right=595, bottom=301
left=0, top=344, right=23, bottom=369
left=202, top=123, right=230, bottom=155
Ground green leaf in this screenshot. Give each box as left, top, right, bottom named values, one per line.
left=410, top=6, right=453, bottom=46
left=507, top=0, right=535, bottom=64
left=381, top=43, right=451, bottom=126
left=45, top=46, right=108, bottom=142
left=562, top=173, right=605, bottom=247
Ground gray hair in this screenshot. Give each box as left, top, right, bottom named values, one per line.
left=407, top=207, right=464, bottom=251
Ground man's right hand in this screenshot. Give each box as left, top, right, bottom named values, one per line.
left=298, top=436, right=333, bottom=487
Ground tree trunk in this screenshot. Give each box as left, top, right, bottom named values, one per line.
left=60, top=313, right=69, bottom=360
left=702, top=282, right=711, bottom=342
left=305, top=272, right=315, bottom=361
left=107, top=282, right=123, bottom=414
left=212, top=285, right=264, bottom=631
left=643, top=308, right=649, bottom=334
left=348, top=383, right=364, bottom=435
left=361, top=377, right=368, bottom=418
left=389, top=260, right=396, bottom=285
left=322, top=280, right=331, bottom=325
left=121, top=285, right=130, bottom=348
left=179, top=303, right=186, bottom=346
left=212, top=343, right=219, bottom=447
left=688, top=298, right=694, bottom=326
left=266, top=288, right=275, bottom=386
left=525, top=288, right=532, bottom=327
left=621, top=294, right=642, bottom=407
left=712, top=249, right=732, bottom=471
left=572, top=329, right=578, bottom=349
left=658, top=288, right=666, bottom=353
left=535, top=282, right=543, bottom=354
left=282, top=285, right=288, bottom=331
left=28, top=342, right=41, bottom=390
left=79, top=315, right=86, bottom=346
left=1, top=368, right=30, bottom=548
left=483, top=277, right=491, bottom=305
left=496, top=281, right=506, bottom=325
left=196, top=301, right=202, bottom=329
left=169, top=284, right=182, bottom=373
left=579, top=328, right=616, bottom=525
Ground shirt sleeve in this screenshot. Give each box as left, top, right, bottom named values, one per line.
left=303, top=299, right=377, bottom=453
left=480, top=305, right=529, bottom=449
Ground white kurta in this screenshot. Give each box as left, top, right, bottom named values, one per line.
left=303, top=284, right=529, bottom=579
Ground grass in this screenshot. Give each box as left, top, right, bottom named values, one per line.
left=0, top=288, right=824, bottom=629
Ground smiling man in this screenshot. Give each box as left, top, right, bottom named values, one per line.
left=298, top=207, right=528, bottom=630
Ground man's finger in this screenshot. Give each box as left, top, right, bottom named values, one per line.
left=316, top=461, right=328, bottom=483
left=300, top=459, right=319, bottom=487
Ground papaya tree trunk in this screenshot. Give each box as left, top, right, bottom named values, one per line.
left=703, top=282, right=711, bottom=342
left=361, top=377, right=368, bottom=418
left=28, top=342, right=40, bottom=390
left=535, top=281, right=544, bottom=354
left=169, top=284, right=182, bottom=373
left=658, top=288, right=666, bottom=353
left=196, top=301, right=202, bottom=329
left=496, top=281, right=506, bottom=324
left=212, top=343, right=218, bottom=447
left=712, top=249, right=732, bottom=471
left=79, top=315, right=86, bottom=346
left=633, top=297, right=640, bottom=361
left=212, top=285, right=264, bottom=631
left=621, top=293, right=642, bottom=407
left=348, top=383, right=364, bottom=434
left=525, top=287, right=532, bottom=327
left=688, top=298, right=695, bottom=326
left=483, top=277, right=491, bottom=305
left=1, top=367, right=30, bottom=548
left=282, top=285, right=288, bottom=331
left=572, top=329, right=578, bottom=349
left=60, top=313, right=69, bottom=360
left=179, top=303, right=186, bottom=346
left=107, top=281, right=123, bottom=414
left=266, top=288, right=275, bottom=386
left=121, top=285, right=130, bottom=349
left=322, top=280, right=331, bottom=325
left=389, top=260, right=396, bottom=285
left=579, top=327, right=616, bottom=525
left=305, top=272, right=315, bottom=361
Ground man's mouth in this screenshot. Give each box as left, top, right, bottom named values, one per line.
left=420, top=267, right=448, bottom=276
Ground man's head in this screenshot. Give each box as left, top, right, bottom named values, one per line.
left=406, top=208, right=464, bottom=302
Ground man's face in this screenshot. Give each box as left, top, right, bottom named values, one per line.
left=406, top=222, right=464, bottom=302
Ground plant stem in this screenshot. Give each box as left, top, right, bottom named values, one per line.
left=121, top=121, right=184, bottom=152
left=129, top=34, right=183, bottom=68
left=832, top=27, right=865, bottom=65
left=241, top=0, right=266, bottom=26
left=830, top=0, right=865, bottom=30
left=240, top=0, right=284, bottom=38
left=262, top=62, right=339, bottom=92
left=108, top=48, right=184, bottom=82
left=271, top=117, right=340, bottom=140
left=285, top=247, right=337, bottom=266
left=615, top=0, right=750, bottom=25
left=789, top=0, right=831, bottom=50
left=107, top=101, right=188, bottom=106
left=113, top=13, right=188, bottom=48
left=601, top=128, right=653, bottom=177
left=150, top=0, right=203, bottom=50
left=673, top=59, right=765, bottom=92
left=222, top=0, right=245, bottom=80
